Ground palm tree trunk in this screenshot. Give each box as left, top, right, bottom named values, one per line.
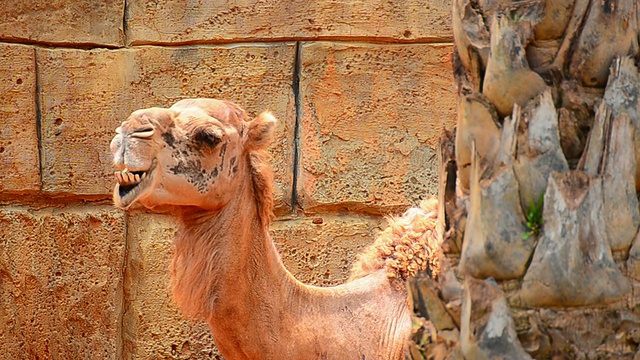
left=408, top=1, right=640, bottom=358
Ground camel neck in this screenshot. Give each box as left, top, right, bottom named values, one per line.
left=172, top=167, right=296, bottom=326
left=170, top=171, right=413, bottom=359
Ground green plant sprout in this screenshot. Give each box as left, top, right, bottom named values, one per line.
left=523, top=193, right=544, bottom=240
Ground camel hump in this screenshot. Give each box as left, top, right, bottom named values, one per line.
left=349, top=198, right=441, bottom=289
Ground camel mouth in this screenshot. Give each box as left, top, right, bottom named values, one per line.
left=113, top=159, right=157, bottom=209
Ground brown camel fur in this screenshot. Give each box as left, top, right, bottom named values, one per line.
left=110, top=98, right=440, bottom=359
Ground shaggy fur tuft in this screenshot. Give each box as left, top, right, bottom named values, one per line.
left=349, top=198, right=441, bottom=289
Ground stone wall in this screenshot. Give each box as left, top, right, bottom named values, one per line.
left=0, top=1, right=456, bottom=358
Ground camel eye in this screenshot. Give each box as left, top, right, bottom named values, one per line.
left=131, top=128, right=155, bottom=139
left=192, top=127, right=223, bottom=148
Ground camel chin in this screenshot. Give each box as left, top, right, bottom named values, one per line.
left=112, top=158, right=157, bottom=209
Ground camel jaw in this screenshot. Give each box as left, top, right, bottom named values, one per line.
left=112, top=159, right=156, bottom=209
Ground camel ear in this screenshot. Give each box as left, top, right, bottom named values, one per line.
left=245, top=111, right=276, bottom=150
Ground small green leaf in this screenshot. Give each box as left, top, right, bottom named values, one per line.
left=523, top=193, right=544, bottom=239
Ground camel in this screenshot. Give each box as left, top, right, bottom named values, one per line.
left=110, top=98, right=440, bottom=359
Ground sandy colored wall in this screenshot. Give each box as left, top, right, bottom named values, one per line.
left=0, top=1, right=456, bottom=358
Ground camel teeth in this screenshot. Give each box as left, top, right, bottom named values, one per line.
left=115, top=169, right=150, bottom=186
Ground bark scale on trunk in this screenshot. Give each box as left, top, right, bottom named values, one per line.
left=408, top=1, right=640, bottom=358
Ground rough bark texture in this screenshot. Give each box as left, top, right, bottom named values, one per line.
left=409, top=1, right=640, bottom=358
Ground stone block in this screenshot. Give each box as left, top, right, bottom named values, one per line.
left=37, top=44, right=295, bottom=211
left=0, top=44, right=40, bottom=193
left=271, top=214, right=386, bottom=286
left=297, top=42, right=457, bottom=213
left=0, top=206, right=125, bottom=359
left=0, top=0, right=124, bottom=46
left=126, top=0, right=452, bottom=45
left=37, top=48, right=133, bottom=197
left=123, top=212, right=222, bottom=359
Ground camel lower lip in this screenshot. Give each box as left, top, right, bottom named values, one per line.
left=118, top=182, right=140, bottom=198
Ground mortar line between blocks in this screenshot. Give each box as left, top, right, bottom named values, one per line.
left=291, top=41, right=302, bottom=212
left=122, top=0, right=129, bottom=47
left=34, top=48, right=43, bottom=191
left=117, top=211, right=130, bottom=360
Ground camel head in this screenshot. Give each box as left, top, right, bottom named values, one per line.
left=110, top=98, right=276, bottom=211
